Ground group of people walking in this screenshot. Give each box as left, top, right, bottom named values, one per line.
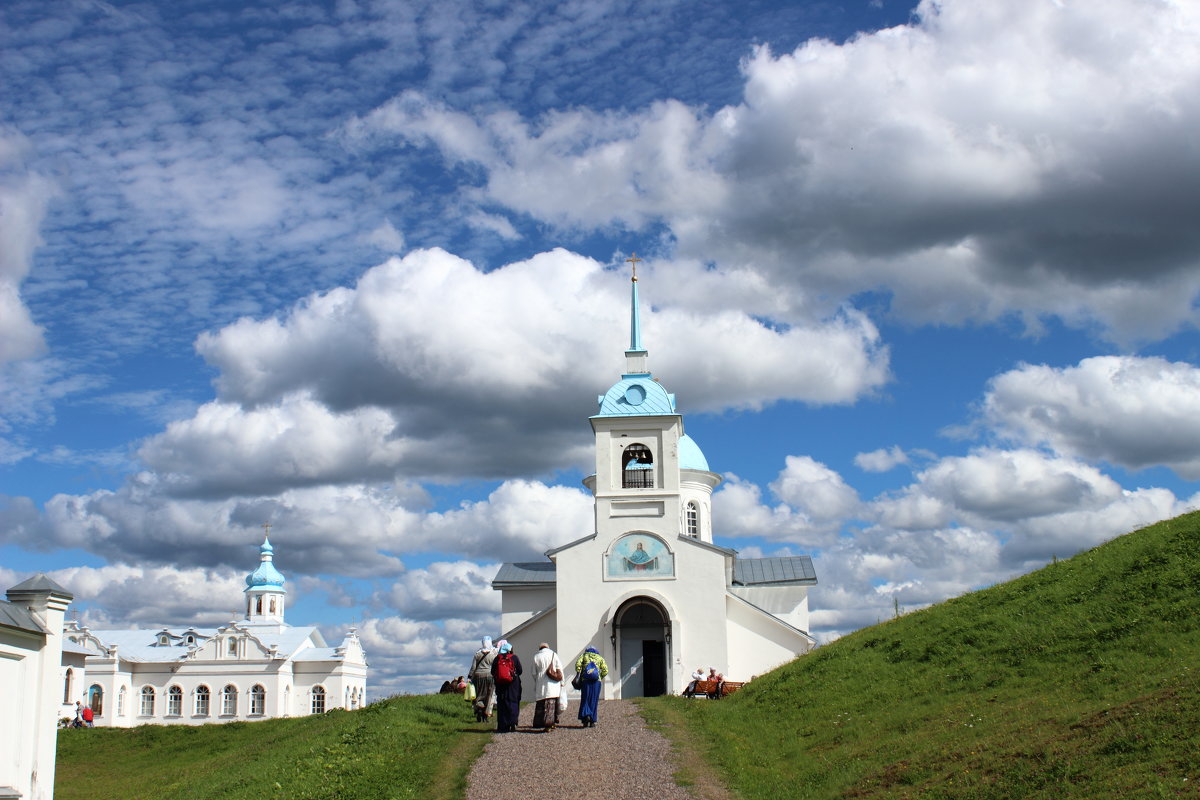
left=467, top=637, right=609, bottom=732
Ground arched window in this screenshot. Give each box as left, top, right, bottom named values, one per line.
left=195, top=685, right=210, bottom=716
left=622, top=444, right=655, bottom=489
left=167, top=685, right=182, bottom=716
left=140, top=686, right=155, bottom=716
left=88, top=684, right=104, bottom=716
left=269, top=597, right=276, bottom=614
left=64, top=668, right=74, bottom=704
left=250, top=685, right=266, bottom=716
left=184, top=634, right=195, bottom=645
left=117, top=686, right=127, bottom=716
left=256, top=596, right=263, bottom=614
left=686, top=502, right=699, bottom=537
left=227, top=637, right=238, bottom=656
left=222, top=685, right=237, bottom=716
left=311, top=686, right=326, bottom=714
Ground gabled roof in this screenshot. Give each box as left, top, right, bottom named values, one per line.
left=732, top=556, right=818, bottom=586
left=73, top=624, right=324, bottom=663
left=492, top=562, right=557, bottom=588
left=0, top=600, right=47, bottom=635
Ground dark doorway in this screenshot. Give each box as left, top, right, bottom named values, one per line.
left=615, top=597, right=670, bottom=697
left=642, top=640, right=667, bottom=696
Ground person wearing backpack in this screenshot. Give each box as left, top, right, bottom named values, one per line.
left=490, top=639, right=523, bottom=733
left=573, top=645, right=608, bottom=728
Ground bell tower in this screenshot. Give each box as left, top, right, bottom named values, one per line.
left=244, top=524, right=287, bottom=627
left=584, top=255, right=720, bottom=541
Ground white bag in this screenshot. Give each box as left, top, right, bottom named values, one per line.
left=558, top=684, right=569, bottom=712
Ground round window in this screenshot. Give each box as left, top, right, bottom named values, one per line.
left=624, top=384, right=646, bottom=405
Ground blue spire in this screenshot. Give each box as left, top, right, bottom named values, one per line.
left=626, top=252, right=645, bottom=354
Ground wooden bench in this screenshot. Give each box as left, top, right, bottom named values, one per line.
left=685, top=680, right=744, bottom=698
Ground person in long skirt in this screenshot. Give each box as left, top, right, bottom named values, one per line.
left=574, top=646, right=608, bottom=728
left=468, top=636, right=497, bottom=721
left=491, top=639, right=523, bottom=732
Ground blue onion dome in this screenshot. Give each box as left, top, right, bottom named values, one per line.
left=245, top=536, right=286, bottom=590
left=679, top=434, right=710, bottom=471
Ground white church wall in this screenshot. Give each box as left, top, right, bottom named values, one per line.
left=0, top=627, right=36, bottom=798
left=499, top=587, right=554, bottom=636
left=724, top=594, right=813, bottom=681
left=2, top=580, right=72, bottom=800
left=730, top=585, right=811, bottom=633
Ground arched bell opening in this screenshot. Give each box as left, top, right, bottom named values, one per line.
left=611, top=596, right=671, bottom=697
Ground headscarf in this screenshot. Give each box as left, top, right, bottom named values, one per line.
left=585, top=646, right=599, bottom=655
left=498, top=639, right=512, bottom=654
left=481, top=635, right=493, bottom=651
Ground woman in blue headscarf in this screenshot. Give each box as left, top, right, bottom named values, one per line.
left=574, top=646, right=608, bottom=728
left=490, top=639, right=523, bottom=733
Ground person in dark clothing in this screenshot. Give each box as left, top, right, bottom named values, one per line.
left=490, top=639, right=523, bottom=733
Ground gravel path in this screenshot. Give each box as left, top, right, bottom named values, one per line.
left=465, top=700, right=694, bottom=800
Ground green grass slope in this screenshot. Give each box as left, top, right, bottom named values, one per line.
left=56, top=693, right=490, bottom=800
left=646, top=511, right=1200, bottom=799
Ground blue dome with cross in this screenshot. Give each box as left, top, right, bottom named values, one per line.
left=245, top=536, right=287, bottom=592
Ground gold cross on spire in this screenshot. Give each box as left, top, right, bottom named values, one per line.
left=262, top=522, right=272, bottom=539
left=626, top=252, right=642, bottom=282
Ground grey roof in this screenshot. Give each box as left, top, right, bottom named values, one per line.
left=8, top=573, right=73, bottom=598
left=493, top=562, right=557, bottom=587
left=733, top=556, right=818, bottom=586
left=74, top=624, right=324, bottom=663
left=0, top=600, right=47, bottom=635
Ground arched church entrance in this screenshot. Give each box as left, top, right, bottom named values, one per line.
left=613, top=597, right=670, bottom=697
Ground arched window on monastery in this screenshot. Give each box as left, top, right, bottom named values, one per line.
left=195, top=685, right=210, bottom=716
left=167, top=685, right=182, bottom=716
left=686, top=501, right=700, bottom=537
left=222, top=685, right=237, bottom=716
left=311, top=686, right=326, bottom=714
left=622, top=444, right=654, bottom=489
left=269, top=597, right=276, bottom=614
left=117, top=686, right=126, bottom=717
left=250, top=685, right=266, bottom=716
left=227, top=637, right=238, bottom=657
left=64, top=668, right=73, bottom=704
left=256, top=596, right=263, bottom=615
left=88, top=684, right=103, bottom=717
left=140, top=686, right=155, bottom=716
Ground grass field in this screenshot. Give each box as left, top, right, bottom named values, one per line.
left=643, top=511, right=1200, bottom=799
left=58, top=512, right=1200, bottom=799
left=56, top=693, right=490, bottom=800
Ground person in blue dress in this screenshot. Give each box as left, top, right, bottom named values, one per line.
left=574, top=646, right=608, bottom=727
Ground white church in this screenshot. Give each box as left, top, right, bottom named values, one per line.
left=61, top=534, right=368, bottom=727
left=494, top=260, right=817, bottom=699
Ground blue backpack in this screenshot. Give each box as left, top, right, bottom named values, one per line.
left=583, top=658, right=601, bottom=683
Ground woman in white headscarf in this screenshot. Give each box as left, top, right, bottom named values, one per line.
left=468, top=636, right=497, bottom=722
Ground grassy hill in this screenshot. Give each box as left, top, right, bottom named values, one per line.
left=56, top=693, right=490, bottom=800
left=644, top=511, right=1200, bottom=799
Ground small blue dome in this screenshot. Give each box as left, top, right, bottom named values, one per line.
left=245, top=537, right=286, bottom=591
left=594, top=376, right=676, bottom=417
left=679, top=434, right=711, bottom=471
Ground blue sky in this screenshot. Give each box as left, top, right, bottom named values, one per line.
left=3, top=0, right=1200, bottom=696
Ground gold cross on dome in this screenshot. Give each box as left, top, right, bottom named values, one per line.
left=626, top=252, right=642, bottom=282
left=262, top=522, right=272, bottom=538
